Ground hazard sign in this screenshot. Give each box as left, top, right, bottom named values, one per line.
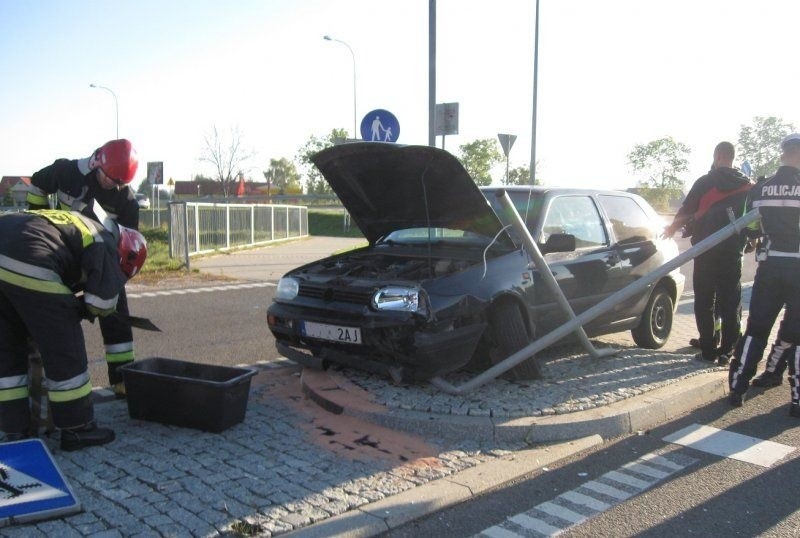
left=0, top=439, right=81, bottom=527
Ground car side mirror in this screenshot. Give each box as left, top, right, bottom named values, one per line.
left=540, top=233, right=576, bottom=254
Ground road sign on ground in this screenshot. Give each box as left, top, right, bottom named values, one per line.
left=0, top=439, right=81, bottom=527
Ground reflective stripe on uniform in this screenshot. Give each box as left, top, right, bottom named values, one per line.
left=84, top=292, right=117, bottom=311
left=0, top=254, right=61, bottom=282
left=0, top=375, right=29, bottom=402
left=26, top=191, right=49, bottom=206
left=105, top=341, right=134, bottom=363
left=44, top=371, right=92, bottom=403
left=768, top=251, right=800, bottom=258
left=753, top=199, right=800, bottom=209
left=0, top=267, right=72, bottom=294
left=28, top=209, right=102, bottom=248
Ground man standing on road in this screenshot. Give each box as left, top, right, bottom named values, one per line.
left=0, top=209, right=146, bottom=449
left=728, top=133, right=800, bottom=413
left=664, top=141, right=752, bottom=364
left=27, top=139, right=140, bottom=398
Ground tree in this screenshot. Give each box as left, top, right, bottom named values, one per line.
left=627, top=136, right=691, bottom=191
left=295, top=128, right=348, bottom=194
left=738, top=116, right=796, bottom=179
left=199, top=126, right=255, bottom=197
left=504, top=164, right=543, bottom=186
left=457, top=138, right=503, bottom=186
left=263, top=158, right=302, bottom=195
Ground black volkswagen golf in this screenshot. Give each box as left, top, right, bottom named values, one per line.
left=267, top=142, right=684, bottom=382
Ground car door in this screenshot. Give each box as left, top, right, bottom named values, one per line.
left=596, top=193, right=662, bottom=318
left=533, top=194, right=621, bottom=333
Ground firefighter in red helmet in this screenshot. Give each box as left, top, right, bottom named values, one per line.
left=0, top=209, right=147, bottom=450
left=27, top=139, right=141, bottom=398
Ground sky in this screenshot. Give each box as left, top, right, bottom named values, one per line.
left=1, top=0, right=798, bottom=192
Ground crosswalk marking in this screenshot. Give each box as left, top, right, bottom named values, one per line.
left=621, top=461, right=670, bottom=479
left=603, top=470, right=652, bottom=489
left=559, top=490, right=610, bottom=511
left=536, top=501, right=586, bottom=524
left=477, top=451, right=694, bottom=537
left=581, top=480, right=631, bottom=500
left=509, top=513, right=561, bottom=535
left=663, top=424, right=796, bottom=468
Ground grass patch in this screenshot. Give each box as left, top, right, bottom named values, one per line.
left=140, top=227, right=185, bottom=275
left=308, top=209, right=363, bottom=238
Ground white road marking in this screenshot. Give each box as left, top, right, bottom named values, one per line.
left=663, top=423, right=796, bottom=467
left=509, top=513, right=561, bottom=535
left=581, top=480, right=631, bottom=500
left=559, top=490, right=610, bottom=511
left=127, top=281, right=275, bottom=299
left=477, top=451, right=694, bottom=537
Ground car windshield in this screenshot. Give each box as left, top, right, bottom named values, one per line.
left=379, top=227, right=495, bottom=246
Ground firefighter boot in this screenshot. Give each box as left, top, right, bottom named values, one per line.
left=60, top=421, right=115, bottom=451
left=752, top=371, right=783, bottom=388
left=113, top=382, right=126, bottom=399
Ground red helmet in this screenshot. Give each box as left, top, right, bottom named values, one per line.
left=118, top=226, right=147, bottom=278
left=95, top=139, right=138, bottom=185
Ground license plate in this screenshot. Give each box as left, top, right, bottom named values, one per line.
left=301, top=321, right=362, bottom=344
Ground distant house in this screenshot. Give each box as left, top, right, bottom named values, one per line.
left=0, top=176, right=31, bottom=206
left=172, top=180, right=269, bottom=199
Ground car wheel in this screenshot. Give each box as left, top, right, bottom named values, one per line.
left=631, top=285, right=673, bottom=349
left=489, top=301, right=542, bottom=380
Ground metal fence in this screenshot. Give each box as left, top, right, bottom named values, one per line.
left=168, top=202, right=308, bottom=268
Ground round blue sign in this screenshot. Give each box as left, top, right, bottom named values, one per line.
left=360, top=109, right=400, bottom=142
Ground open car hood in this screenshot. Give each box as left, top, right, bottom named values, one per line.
left=312, top=142, right=513, bottom=246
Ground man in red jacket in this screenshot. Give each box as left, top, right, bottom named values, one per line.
left=664, top=141, right=753, bottom=364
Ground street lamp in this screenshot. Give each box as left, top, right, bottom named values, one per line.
left=323, top=35, right=357, bottom=138
left=89, top=83, right=119, bottom=139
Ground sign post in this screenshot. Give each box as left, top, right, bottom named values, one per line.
left=434, top=102, right=459, bottom=150
left=498, top=134, right=517, bottom=184
left=147, top=162, right=164, bottom=227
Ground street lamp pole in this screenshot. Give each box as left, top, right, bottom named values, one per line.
left=89, top=83, right=119, bottom=139
left=323, top=35, right=357, bottom=138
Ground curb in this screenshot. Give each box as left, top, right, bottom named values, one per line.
left=301, top=368, right=730, bottom=444
left=284, top=434, right=603, bottom=537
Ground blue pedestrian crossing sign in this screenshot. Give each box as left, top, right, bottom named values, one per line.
left=0, top=439, right=81, bottom=527
left=360, top=109, right=400, bottom=143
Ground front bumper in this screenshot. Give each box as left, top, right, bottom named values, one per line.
left=268, top=302, right=486, bottom=382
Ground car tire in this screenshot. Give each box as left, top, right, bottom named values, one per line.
left=489, top=301, right=542, bottom=380
left=631, top=285, right=673, bottom=349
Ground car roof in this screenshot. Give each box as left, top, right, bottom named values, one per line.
left=480, top=185, right=634, bottom=197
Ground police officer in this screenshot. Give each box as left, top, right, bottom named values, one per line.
left=28, top=139, right=140, bottom=398
left=0, top=209, right=147, bottom=449
left=728, top=133, right=800, bottom=414
left=664, top=141, right=752, bottom=364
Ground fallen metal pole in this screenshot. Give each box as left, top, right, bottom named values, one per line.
left=496, top=189, right=618, bottom=360
left=430, top=208, right=760, bottom=395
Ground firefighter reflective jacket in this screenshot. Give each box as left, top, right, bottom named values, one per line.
left=0, top=210, right=126, bottom=312
left=27, top=158, right=140, bottom=230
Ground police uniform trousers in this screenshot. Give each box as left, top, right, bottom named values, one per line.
left=0, top=282, right=93, bottom=433
left=730, top=257, right=800, bottom=402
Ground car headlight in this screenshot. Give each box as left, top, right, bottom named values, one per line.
left=372, top=286, right=423, bottom=313
left=275, top=277, right=299, bottom=300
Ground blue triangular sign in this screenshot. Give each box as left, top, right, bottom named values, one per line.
left=0, top=439, right=81, bottom=527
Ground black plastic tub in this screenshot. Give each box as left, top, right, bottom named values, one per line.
left=120, top=357, right=257, bottom=433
